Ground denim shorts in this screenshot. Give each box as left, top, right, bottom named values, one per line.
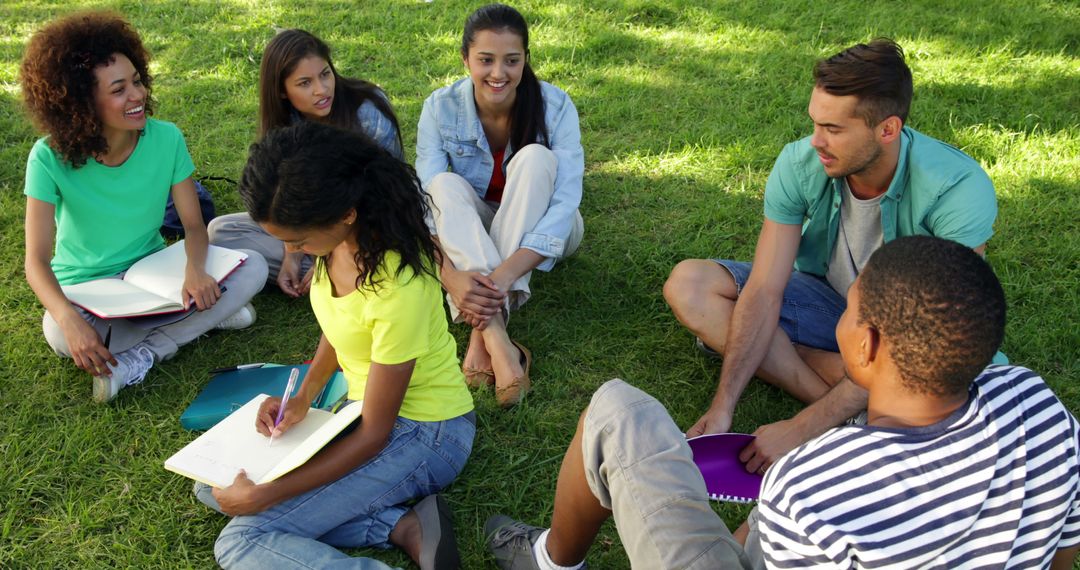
left=713, top=260, right=846, bottom=352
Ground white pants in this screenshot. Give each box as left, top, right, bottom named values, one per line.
left=426, top=144, right=583, bottom=321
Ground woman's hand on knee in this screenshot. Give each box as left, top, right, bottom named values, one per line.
left=61, top=316, right=115, bottom=375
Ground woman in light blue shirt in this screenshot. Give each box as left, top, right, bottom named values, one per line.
left=210, top=29, right=404, bottom=297
left=417, top=4, right=584, bottom=408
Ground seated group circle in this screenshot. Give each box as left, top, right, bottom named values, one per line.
left=17, top=3, right=1079, bottom=570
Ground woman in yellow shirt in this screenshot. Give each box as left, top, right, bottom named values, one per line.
left=198, top=122, right=474, bottom=570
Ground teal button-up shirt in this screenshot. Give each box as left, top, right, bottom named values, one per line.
left=763, top=126, right=997, bottom=277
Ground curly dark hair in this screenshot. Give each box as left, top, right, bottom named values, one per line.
left=858, top=236, right=1006, bottom=397
left=239, top=121, right=437, bottom=292
left=20, top=11, right=155, bottom=167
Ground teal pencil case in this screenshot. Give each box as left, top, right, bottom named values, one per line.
left=180, top=364, right=349, bottom=431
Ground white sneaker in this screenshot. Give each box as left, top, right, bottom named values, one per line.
left=92, top=344, right=155, bottom=403
left=215, top=303, right=257, bottom=330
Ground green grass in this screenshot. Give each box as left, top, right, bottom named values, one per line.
left=1, top=0, right=1077, bottom=567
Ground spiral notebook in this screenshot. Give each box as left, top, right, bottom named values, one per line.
left=687, top=433, right=763, bottom=503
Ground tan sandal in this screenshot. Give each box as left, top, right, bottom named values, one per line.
left=496, top=341, right=532, bottom=408
left=463, top=366, right=495, bottom=388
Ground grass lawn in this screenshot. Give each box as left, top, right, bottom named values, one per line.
left=0, top=0, right=1077, bottom=567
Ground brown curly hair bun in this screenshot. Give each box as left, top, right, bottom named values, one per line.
left=20, top=11, right=155, bottom=167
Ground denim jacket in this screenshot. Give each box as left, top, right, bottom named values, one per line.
left=416, top=77, right=583, bottom=271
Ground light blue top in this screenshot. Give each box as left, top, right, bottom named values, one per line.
left=764, top=126, right=997, bottom=277
left=355, top=98, right=403, bottom=161
left=291, top=95, right=402, bottom=160
left=416, top=77, right=583, bottom=270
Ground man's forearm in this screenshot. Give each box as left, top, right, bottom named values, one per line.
left=789, top=377, right=868, bottom=438
left=711, top=288, right=783, bottom=414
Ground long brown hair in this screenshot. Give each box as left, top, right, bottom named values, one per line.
left=461, top=4, right=548, bottom=154
left=257, top=28, right=401, bottom=146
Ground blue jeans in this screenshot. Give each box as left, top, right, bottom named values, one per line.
left=713, top=260, right=846, bottom=352
left=196, top=412, right=475, bottom=569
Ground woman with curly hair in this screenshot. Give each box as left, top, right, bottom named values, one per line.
left=416, top=4, right=585, bottom=407
left=198, top=122, right=473, bottom=570
left=21, top=11, right=268, bottom=403
left=209, top=28, right=404, bottom=298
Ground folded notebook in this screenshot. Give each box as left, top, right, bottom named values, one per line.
left=180, top=364, right=348, bottom=431
left=687, top=433, right=763, bottom=503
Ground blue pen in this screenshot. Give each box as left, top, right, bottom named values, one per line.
left=268, top=367, right=300, bottom=448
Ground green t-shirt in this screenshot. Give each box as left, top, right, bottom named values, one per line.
left=763, top=126, right=997, bottom=277
left=309, top=252, right=474, bottom=422
left=24, top=119, right=195, bottom=285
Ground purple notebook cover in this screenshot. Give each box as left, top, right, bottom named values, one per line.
left=687, top=433, right=763, bottom=503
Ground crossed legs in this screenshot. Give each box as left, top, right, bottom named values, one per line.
left=663, top=259, right=845, bottom=404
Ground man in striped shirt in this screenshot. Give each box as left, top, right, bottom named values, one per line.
left=484, top=237, right=1080, bottom=569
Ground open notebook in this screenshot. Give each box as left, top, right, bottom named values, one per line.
left=687, top=433, right=763, bottom=503
left=61, top=241, right=247, bottom=318
left=165, top=394, right=362, bottom=488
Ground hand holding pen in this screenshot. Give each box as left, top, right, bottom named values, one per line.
left=256, top=368, right=307, bottom=441
left=268, top=368, right=300, bottom=447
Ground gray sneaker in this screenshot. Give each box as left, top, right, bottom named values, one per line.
left=485, top=515, right=555, bottom=570
left=415, top=494, right=460, bottom=570
left=696, top=337, right=722, bottom=359
left=92, top=344, right=155, bottom=403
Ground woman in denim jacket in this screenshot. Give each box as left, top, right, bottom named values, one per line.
left=210, top=29, right=404, bottom=297
left=417, top=4, right=584, bottom=408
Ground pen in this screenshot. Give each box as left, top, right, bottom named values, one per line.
left=209, top=362, right=267, bottom=375
left=268, top=367, right=299, bottom=448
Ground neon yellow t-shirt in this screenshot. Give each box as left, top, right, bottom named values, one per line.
left=309, top=252, right=473, bottom=422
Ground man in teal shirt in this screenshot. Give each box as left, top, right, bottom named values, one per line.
left=663, top=39, right=997, bottom=473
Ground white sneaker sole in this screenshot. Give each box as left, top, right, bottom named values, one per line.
left=92, top=375, right=118, bottom=403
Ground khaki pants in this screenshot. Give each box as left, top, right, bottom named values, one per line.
left=425, top=144, right=583, bottom=320
left=582, top=380, right=766, bottom=569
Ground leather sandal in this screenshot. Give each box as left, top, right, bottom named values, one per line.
left=462, top=366, right=495, bottom=388
left=496, top=341, right=532, bottom=408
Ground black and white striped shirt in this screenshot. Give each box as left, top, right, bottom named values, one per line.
left=758, top=365, right=1080, bottom=568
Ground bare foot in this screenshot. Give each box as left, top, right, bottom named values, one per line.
left=484, top=328, right=524, bottom=389
left=462, top=328, right=493, bottom=373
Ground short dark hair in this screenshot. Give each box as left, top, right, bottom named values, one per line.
left=239, top=122, right=436, bottom=292
left=813, top=38, right=913, bottom=127
left=20, top=11, right=155, bottom=167
left=858, top=236, right=1005, bottom=397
